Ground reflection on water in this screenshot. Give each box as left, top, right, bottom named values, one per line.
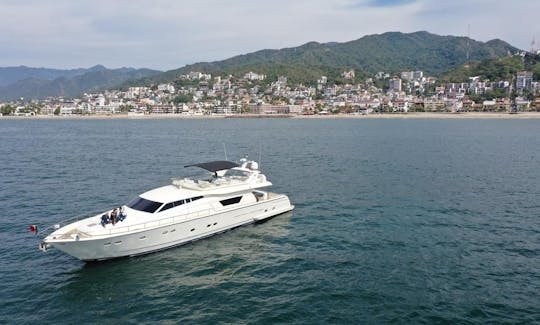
left=43, top=212, right=295, bottom=322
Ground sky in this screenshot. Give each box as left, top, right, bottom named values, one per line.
left=1, top=0, right=538, bottom=71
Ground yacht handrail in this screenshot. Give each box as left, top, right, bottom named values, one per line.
left=95, top=193, right=281, bottom=237
left=100, top=208, right=215, bottom=236
left=38, top=209, right=106, bottom=239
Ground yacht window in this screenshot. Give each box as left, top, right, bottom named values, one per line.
left=220, top=196, right=242, bottom=206
left=127, top=197, right=163, bottom=213
left=224, top=169, right=249, bottom=179
left=158, top=196, right=204, bottom=213
left=159, top=199, right=184, bottom=213
left=160, top=202, right=174, bottom=212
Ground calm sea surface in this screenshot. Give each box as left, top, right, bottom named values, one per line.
left=0, top=118, right=539, bottom=324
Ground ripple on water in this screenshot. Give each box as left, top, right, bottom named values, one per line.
left=1, top=119, right=539, bottom=324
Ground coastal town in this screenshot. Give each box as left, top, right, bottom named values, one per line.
left=1, top=56, right=540, bottom=117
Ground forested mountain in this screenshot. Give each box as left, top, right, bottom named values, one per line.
left=0, top=31, right=521, bottom=100
left=144, top=31, right=518, bottom=85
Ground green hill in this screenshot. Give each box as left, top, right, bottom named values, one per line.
left=144, top=31, right=518, bottom=85
left=441, top=53, right=540, bottom=82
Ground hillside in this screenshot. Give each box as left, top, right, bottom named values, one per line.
left=0, top=31, right=521, bottom=100
left=0, top=66, right=161, bottom=100
left=145, top=31, right=518, bottom=85
left=441, top=53, right=540, bottom=82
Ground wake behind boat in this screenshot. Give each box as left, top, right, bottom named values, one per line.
left=38, top=157, right=294, bottom=261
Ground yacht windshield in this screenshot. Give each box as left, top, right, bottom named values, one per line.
left=223, top=169, right=250, bottom=179
left=127, top=197, right=163, bottom=213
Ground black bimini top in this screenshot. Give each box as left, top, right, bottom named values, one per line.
left=184, top=160, right=239, bottom=172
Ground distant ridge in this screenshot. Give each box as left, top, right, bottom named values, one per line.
left=0, top=66, right=161, bottom=100
left=145, top=31, right=519, bottom=85
left=0, top=65, right=96, bottom=87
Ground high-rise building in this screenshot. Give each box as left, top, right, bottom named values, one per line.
left=516, top=71, right=533, bottom=90
left=389, top=77, right=402, bottom=92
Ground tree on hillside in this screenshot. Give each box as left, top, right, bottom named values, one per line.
left=119, top=104, right=134, bottom=112
left=1, top=105, right=14, bottom=115
left=172, top=94, right=193, bottom=103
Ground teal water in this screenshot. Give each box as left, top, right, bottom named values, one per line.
left=0, top=118, right=539, bottom=324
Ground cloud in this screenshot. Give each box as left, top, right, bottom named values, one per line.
left=0, top=0, right=537, bottom=70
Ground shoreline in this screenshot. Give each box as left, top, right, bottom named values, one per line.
left=294, top=112, right=540, bottom=119
left=2, top=112, right=540, bottom=120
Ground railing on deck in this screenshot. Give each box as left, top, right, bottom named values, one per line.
left=101, top=208, right=215, bottom=236
left=48, top=193, right=283, bottom=240
left=40, top=209, right=105, bottom=239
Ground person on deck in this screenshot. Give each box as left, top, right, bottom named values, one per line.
left=101, top=212, right=110, bottom=227
left=118, top=206, right=126, bottom=221
left=110, top=208, right=118, bottom=225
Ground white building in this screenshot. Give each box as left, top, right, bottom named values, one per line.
left=60, top=104, right=77, bottom=115
left=375, top=72, right=390, bottom=79
left=401, top=71, right=414, bottom=81
left=244, top=72, right=266, bottom=81
left=158, top=83, right=175, bottom=93
left=97, top=95, right=106, bottom=107
left=188, top=71, right=211, bottom=81
left=127, top=87, right=150, bottom=99
left=342, top=70, right=355, bottom=79
left=401, top=71, right=423, bottom=81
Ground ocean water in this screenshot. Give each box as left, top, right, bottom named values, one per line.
left=0, top=118, right=539, bottom=324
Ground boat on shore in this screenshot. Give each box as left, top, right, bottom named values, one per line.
left=38, top=157, right=294, bottom=261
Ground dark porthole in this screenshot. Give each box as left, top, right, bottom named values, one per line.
left=190, top=228, right=195, bottom=232
left=213, top=222, right=217, bottom=226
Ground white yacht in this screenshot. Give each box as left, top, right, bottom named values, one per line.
left=39, top=157, right=294, bottom=261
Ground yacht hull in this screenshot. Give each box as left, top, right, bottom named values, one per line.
left=46, top=195, right=293, bottom=261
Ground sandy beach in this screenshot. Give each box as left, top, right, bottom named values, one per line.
left=294, top=112, right=540, bottom=119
